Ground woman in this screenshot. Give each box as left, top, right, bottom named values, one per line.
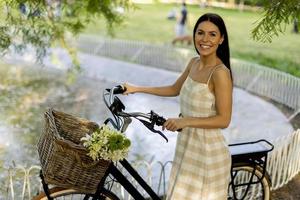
left=123, top=13, right=232, bottom=200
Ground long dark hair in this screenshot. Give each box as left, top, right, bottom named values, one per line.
left=193, top=13, right=232, bottom=78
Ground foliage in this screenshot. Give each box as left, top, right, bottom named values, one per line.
left=252, top=0, right=300, bottom=42
left=81, top=124, right=131, bottom=162
left=0, top=0, right=133, bottom=69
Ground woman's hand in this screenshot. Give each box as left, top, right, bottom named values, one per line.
left=122, top=83, right=138, bottom=95
left=163, top=118, right=186, bottom=132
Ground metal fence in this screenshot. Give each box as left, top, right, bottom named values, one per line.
left=77, top=35, right=194, bottom=73
left=0, top=160, right=172, bottom=200
left=268, top=129, right=300, bottom=189
left=231, top=59, right=300, bottom=121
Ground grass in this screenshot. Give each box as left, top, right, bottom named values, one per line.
left=84, top=3, right=300, bottom=77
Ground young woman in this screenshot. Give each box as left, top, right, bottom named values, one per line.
left=123, top=13, right=232, bottom=200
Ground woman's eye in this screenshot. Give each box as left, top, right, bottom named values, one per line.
left=197, top=31, right=204, bottom=35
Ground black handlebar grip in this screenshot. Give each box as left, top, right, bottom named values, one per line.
left=157, top=117, right=182, bottom=132
left=106, top=85, right=127, bottom=94
left=156, top=117, right=166, bottom=126
left=113, top=85, right=126, bottom=94
left=155, top=115, right=182, bottom=132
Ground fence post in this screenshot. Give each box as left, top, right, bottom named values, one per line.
left=288, top=108, right=300, bottom=121
left=131, top=45, right=146, bottom=62
left=246, top=70, right=263, bottom=91
left=93, top=41, right=105, bottom=55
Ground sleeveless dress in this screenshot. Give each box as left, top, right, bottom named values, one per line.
left=166, top=65, right=231, bottom=200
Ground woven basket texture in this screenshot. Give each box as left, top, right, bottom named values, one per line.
left=37, top=108, right=111, bottom=193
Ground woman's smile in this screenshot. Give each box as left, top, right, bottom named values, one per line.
left=199, top=44, right=213, bottom=49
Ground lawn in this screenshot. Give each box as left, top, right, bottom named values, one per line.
left=84, top=3, right=300, bottom=77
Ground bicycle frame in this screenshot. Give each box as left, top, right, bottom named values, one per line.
left=102, top=86, right=275, bottom=200
left=101, top=86, right=275, bottom=200
left=38, top=85, right=274, bottom=200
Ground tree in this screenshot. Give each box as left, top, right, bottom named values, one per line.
left=0, top=0, right=133, bottom=71
left=251, top=0, right=300, bottom=42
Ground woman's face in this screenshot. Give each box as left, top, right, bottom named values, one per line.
left=194, top=21, right=224, bottom=57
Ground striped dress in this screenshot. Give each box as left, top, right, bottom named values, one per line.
left=166, top=65, right=231, bottom=200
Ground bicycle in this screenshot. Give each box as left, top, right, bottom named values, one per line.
left=33, top=85, right=274, bottom=200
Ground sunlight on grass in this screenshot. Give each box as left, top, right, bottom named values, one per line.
left=84, top=3, right=300, bottom=77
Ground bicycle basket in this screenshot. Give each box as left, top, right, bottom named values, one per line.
left=37, top=108, right=111, bottom=193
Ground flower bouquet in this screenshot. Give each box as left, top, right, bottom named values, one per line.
left=81, top=124, right=131, bottom=162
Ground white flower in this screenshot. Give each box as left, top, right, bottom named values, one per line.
left=81, top=125, right=131, bottom=162
left=80, top=134, right=91, bottom=146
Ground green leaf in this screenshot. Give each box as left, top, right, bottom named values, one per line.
left=0, top=0, right=133, bottom=69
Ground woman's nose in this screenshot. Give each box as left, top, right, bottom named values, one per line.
left=202, top=33, right=209, bottom=42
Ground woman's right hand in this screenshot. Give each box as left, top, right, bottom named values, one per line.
left=122, top=83, right=138, bottom=95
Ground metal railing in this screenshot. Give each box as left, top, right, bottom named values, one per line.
left=0, top=160, right=172, bottom=200
left=77, top=35, right=194, bottom=73
left=231, top=59, right=300, bottom=121
left=268, top=129, right=300, bottom=189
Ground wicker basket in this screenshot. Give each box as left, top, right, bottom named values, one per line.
left=37, top=108, right=111, bottom=193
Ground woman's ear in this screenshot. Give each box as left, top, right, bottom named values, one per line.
left=219, top=37, right=224, bottom=45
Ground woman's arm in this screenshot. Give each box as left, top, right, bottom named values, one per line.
left=163, top=67, right=233, bottom=131
left=123, top=57, right=196, bottom=97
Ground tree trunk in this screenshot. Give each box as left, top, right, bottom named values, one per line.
left=293, top=19, right=299, bottom=33
left=239, top=0, right=245, bottom=11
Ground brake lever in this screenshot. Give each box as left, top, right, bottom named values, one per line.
left=137, top=118, right=168, bottom=142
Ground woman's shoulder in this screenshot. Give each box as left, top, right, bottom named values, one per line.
left=191, top=56, right=200, bottom=61
left=188, top=56, right=200, bottom=64
left=188, top=56, right=200, bottom=68
left=185, top=56, right=199, bottom=71
left=213, top=63, right=230, bottom=73
left=212, top=64, right=232, bottom=81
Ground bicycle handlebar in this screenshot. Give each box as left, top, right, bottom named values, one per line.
left=103, top=85, right=168, bottom=142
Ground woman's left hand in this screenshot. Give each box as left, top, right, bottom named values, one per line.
left=163, top=118, right=185, bottom=132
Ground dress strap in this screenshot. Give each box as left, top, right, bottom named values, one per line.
left=206, top=64, right=223, bottom=84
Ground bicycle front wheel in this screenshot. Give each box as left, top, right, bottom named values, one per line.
left=228, top=165, right=271, bottom=200
left=32, top=187, right=120, bottom=200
